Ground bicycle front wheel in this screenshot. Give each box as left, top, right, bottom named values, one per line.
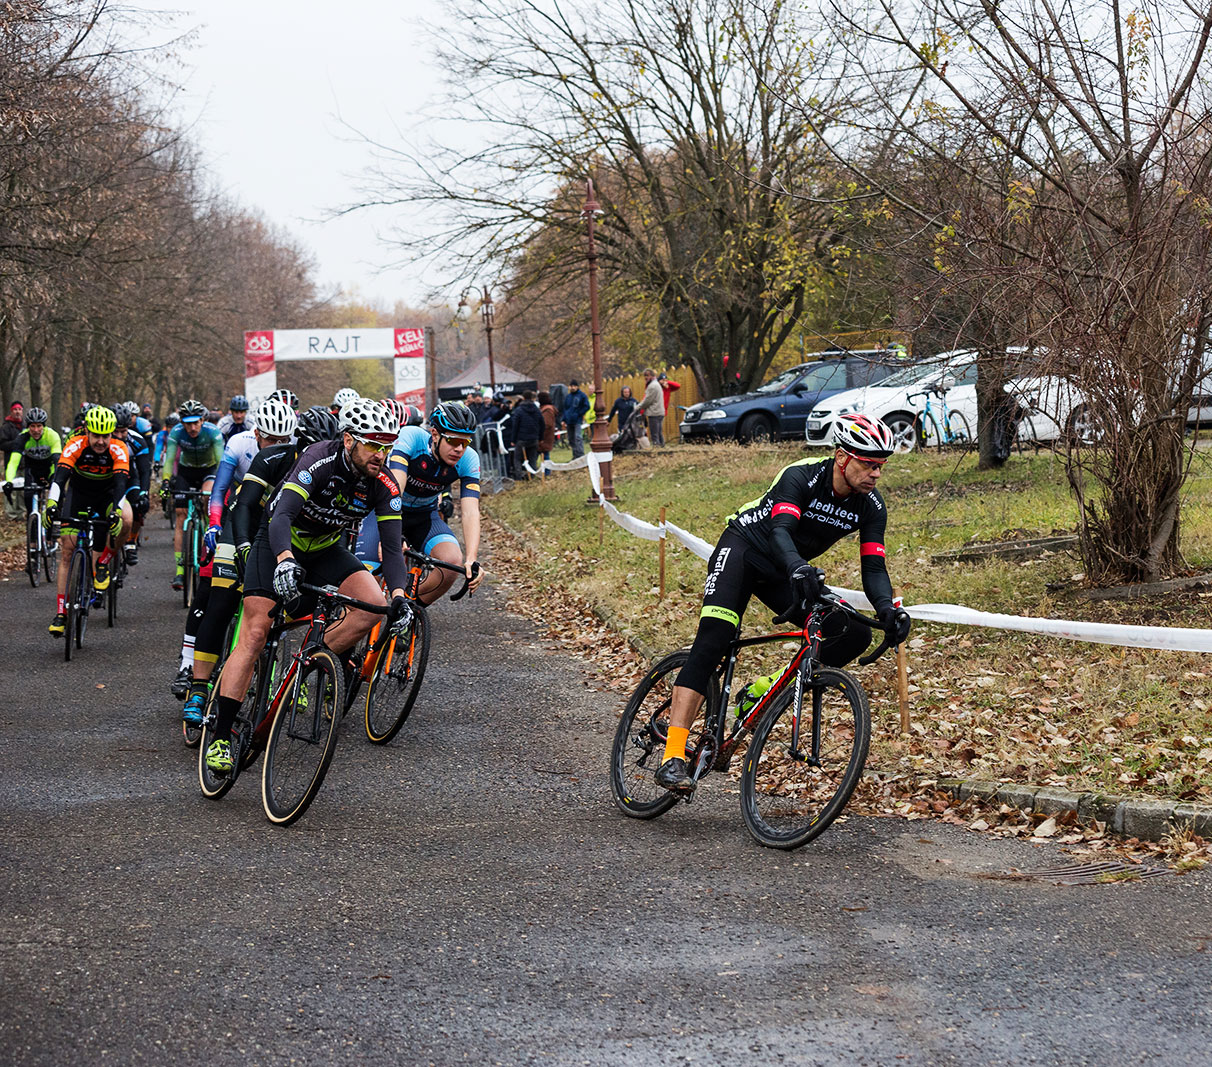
left=610, top=650, right=720, bottom=819
left=106, top=573, right=117, bottom=627
left=740, top=666, right=871, bottom=850
left=913, top=412, right=940, bottom=452
left=26, top=514, right=40, bottom=587
left=364, top=604, right=431, bottom=744
left=261, top=647, right=344, bottom=825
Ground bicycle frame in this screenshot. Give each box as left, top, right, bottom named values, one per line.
left=687, top=595, right=890, bottom=785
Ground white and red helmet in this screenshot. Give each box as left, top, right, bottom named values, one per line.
left=833, top=413, right=895, bottom=460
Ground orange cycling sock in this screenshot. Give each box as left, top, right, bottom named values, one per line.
left=663, top=726, right=689, bottom=764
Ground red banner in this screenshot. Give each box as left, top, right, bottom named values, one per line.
left=244, top=331, right=275, bottom=376
left=394, top=328, right=424, bottom=357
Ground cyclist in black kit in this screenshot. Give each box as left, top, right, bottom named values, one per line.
left=654, top=413, right=913, bottom=794
left=204, top=399, right=410, bottom=774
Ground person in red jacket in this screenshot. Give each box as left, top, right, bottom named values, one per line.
left=656, top=372, right=680, bottom=446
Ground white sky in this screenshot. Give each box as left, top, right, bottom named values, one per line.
left=121, top=0, right=448, bottom=309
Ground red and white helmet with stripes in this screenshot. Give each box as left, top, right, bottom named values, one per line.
left=833, top=413, right=895, bottom=460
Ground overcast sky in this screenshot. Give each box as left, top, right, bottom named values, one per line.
left=122, top=0, right=449, bottom=310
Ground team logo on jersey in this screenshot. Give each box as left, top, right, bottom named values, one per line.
left=390, top=496, right=402, bottom=511
left=298, top=469, right=312, bottom=485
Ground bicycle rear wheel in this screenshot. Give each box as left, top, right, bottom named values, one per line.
left=946, top=411, right=973, bottom=450
left=26, top=514, right=40, bottom=587
left=610, top=650, right=721, bottom=819
left=364, top=604, right=431, bottom=744
left=739, top=666, right=871, bottom=850
left=261, top=647, right=344, bottom=825
left=43, top=533, right=58, bottom=584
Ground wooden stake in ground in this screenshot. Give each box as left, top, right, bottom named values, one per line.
left=894, top=591, right=910, bottom=733
left=658, top=506, right=666, bottom=602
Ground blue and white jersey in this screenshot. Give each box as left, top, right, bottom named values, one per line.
left=208, top=428, right=263, bottom=525
left=386, top=425, right=481, bottom=513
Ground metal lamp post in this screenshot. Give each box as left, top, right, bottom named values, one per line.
left=457, top=287, right=497, bottom=393
left=584, top=179, right=616, bottom=501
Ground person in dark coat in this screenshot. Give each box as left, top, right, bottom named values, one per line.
left=511, top=391, right=545, bottom=479
left=561, top=380, right=590, bottom=459
left=1, top=402, right=25, bottom=519
left=608, top=386, right=638, bottom=433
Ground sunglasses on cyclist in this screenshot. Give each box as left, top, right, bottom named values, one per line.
left=352, top=435, right=395, bottom=453
left=439, top=433, right=473, bottom=449
left=841, top=450, right=887, bottom=467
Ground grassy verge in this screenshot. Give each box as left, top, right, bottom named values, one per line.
left=485, top=441, right=1212, bottom=808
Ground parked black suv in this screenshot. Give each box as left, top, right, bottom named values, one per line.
left=678, top=350, right=904, bottom=442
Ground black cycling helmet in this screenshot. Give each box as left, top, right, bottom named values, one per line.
left=112, top=405, right=132, bottom=429
left=229, top=394, right=249, bottom=412
left=165, top=413, right=180, bottom=428
left=295, top=405, right=341, bottom=447
left=25, top=407, right=48, bottom=426
left=179, top=398, right=208, bottom=423
left=430, top=400, right=476, bottom=436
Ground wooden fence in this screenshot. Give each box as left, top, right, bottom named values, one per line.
left=590, top=365, right=701, bottom=442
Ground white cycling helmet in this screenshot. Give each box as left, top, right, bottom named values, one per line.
left=254, top=397, right=297, bottom=439
left=333, top=387, right=360, bottom=408
left=339, top=397, right=399, bottom=442
left=833, top=413, right=895, bottom=460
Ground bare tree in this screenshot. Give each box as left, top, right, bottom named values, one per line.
left=821, top=0, right=1212, bottom=583
left=350, top=0, right=873, bottom=397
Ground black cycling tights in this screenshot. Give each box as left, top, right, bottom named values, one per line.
left=186, top=579, right=209, bottom=638
left=195, top=582, right=241, bottom=664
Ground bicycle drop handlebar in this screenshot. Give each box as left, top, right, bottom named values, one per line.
left=772, top=589, right=899, bottom=666
left=402, top=548, right=477, bottom=602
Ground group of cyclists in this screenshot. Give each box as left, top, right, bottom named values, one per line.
left=9, top=388, right=485, bottom=776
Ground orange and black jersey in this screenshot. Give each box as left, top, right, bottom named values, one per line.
left=53, top=435, right=129, bottom=504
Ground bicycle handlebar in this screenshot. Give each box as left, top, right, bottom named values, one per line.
left=403, top=548, right=477, bottom=601
left=298, top=581, right=390, bottom=615
left=772, top=588, right=900, bottom=665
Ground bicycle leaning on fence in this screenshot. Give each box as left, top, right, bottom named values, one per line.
left=610, top=584, right=899, bottom=849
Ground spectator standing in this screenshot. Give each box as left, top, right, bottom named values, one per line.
left=538, top=391, right=557, bottom=465
left=561, top=379, right=590, bottom=459
left=608, top=386, right=638, bottom=433
left=658, top=372, right=681, bottom=440
left=511, top=390, right=544, bottom=479
left=638, top=369, right=665, bottom=447
left=2, top=402, right=25, bottom=519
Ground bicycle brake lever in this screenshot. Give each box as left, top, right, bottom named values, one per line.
left=858, top=636, right=892, bottom=666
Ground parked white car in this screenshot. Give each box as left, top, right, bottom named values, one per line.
left=805, top=349, right=1085, bottom=451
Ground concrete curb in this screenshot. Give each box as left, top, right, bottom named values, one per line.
left=938, top=777, right=1212, bottom=842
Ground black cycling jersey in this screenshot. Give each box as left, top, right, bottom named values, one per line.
left=726, top=457, right=893, bottom=614
left=267, top=438, right=406, bottom=592
left=231, top=442, right=298, bottom=549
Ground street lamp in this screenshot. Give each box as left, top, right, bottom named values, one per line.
left=457, top=286, right=497, bottom=392
left=584, top=178, right=616, bottom=501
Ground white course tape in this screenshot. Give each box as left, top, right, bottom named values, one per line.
left=544, top=455, right=590, bottom=472
left=587, top=469, right=1212, bottom=653
left=665, top=521, right=713, bottom=561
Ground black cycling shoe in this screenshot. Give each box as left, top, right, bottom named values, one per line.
left=170, top=665, right=192, bottom=700
left=124, top=543, right=138, bottom=567
left=655, top=756, right=696, bottom=794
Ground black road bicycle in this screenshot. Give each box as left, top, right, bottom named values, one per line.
left=610, top=587, right=898, bottom=849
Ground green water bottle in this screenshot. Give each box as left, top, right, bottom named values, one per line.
left=734, top=672, right=776, bottom=719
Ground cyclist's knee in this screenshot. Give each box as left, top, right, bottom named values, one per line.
left=676, top=615, right=736, bottom=693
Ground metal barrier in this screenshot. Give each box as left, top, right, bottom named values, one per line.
left=475, top=418, right=515, bottom=494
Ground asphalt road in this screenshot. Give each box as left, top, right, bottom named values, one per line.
left=1, top=516, right=1210, bottom=1066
